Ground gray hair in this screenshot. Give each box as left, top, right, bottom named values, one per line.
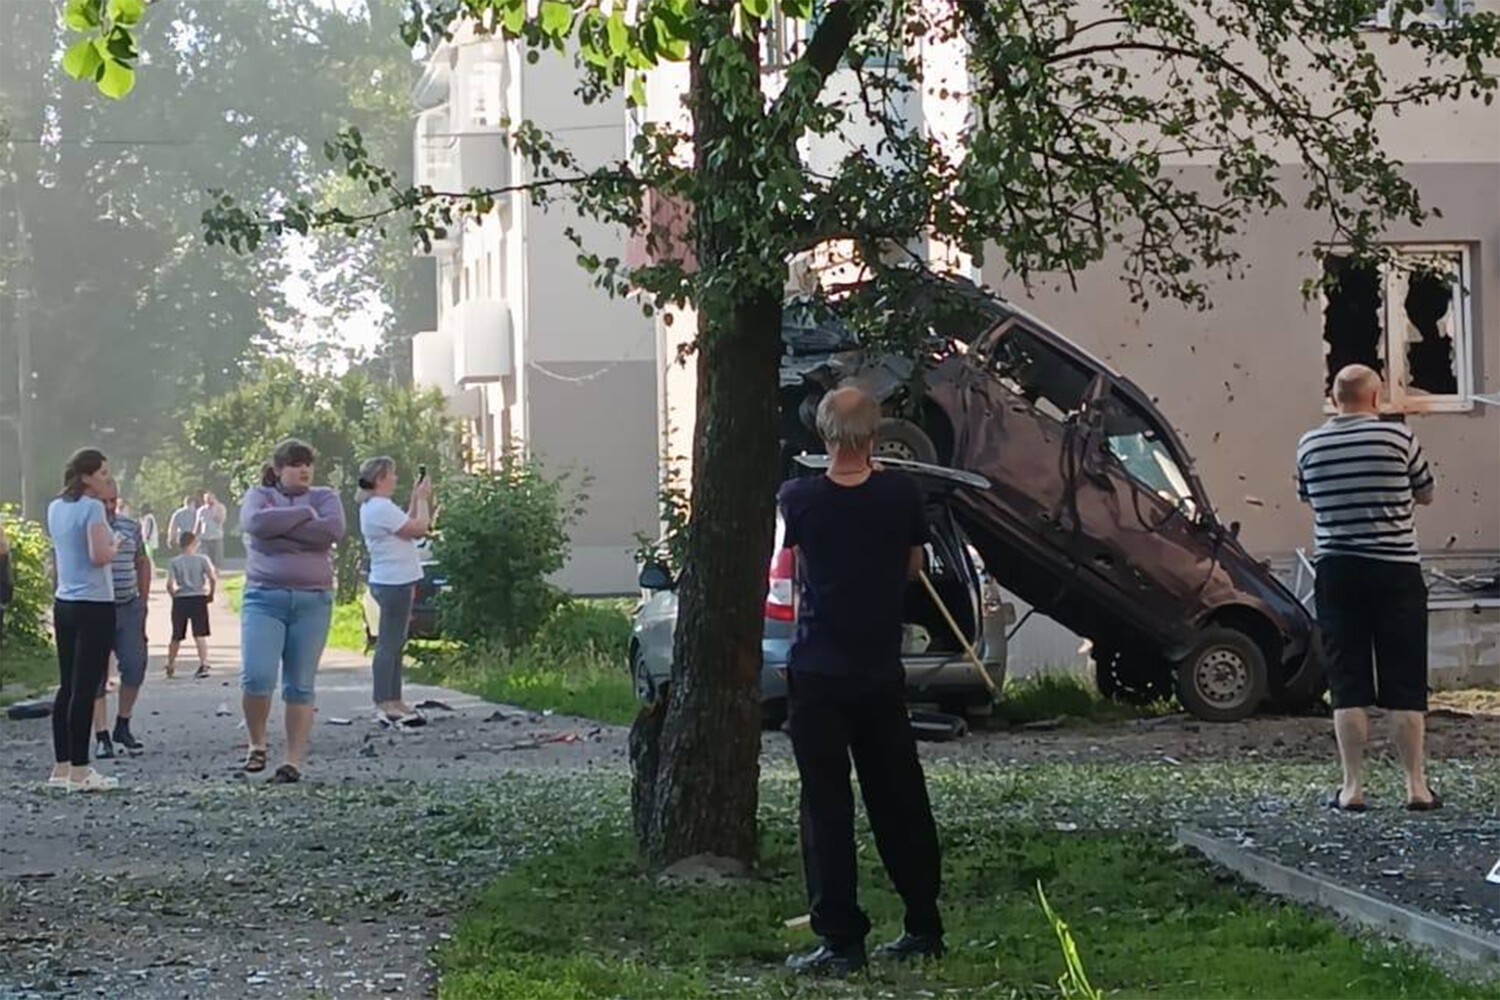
left=816, top=387, right=881, bottom=452
left=355, top=455, right=396, bottom=504
left=1332, top=363, right=1381, bottom=406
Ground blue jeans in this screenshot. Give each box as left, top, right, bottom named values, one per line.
left=240, top=588, right=334, bottom=705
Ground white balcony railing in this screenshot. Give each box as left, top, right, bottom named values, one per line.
left=411, top=327, right=456, bottom=398
left=451, top=298, right=513, bottom=386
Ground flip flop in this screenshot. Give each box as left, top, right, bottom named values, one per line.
left=1406, top=790, right=1443, bottom=812
left=1326, top=790, right=1367, bottom=813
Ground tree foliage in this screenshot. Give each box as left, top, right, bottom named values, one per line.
left=86, top=0, right=1500, bottom=868
left=0, top=508, right=54, bottom=651
left=184, top=359, right=456, bottom=599
left=431, top=453, right=587, bottom=650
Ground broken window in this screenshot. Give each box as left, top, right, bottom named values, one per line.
left=1320, top=246, right=1473, bottom=412
left=1101, top=392, right=1199, bottom=520
left=987, top=325, right=1095, bottom=424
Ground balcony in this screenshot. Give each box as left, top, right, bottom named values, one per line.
left=411, top=328, right=455, bottom=398
left=451, top=298, right=513, bottom=386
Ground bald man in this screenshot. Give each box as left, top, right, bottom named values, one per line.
left=1296, top=364, right=1438, bottom=813
left=777, top=387, right=943, bottom=976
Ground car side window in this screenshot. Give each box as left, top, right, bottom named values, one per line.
left=986, top=326, right=1096, bottom=424
left=1099, top=392, right=1199, bottom=519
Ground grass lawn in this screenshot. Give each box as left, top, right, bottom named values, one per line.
left=438, top=767, right=1483, bottom=1000
left=0, top=639, right=54, bottom=706
left=408, top=600, right=639, bottom=725
left=220, top=575, right=367, bottom=653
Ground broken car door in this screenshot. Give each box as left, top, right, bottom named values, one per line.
left=1069, top=385, right=1219, bottom=644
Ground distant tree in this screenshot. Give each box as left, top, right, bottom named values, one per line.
left=0, top=0, right=421, bottom=515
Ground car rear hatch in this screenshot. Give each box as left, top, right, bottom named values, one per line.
left=789, top=456, right=1000, bottom=689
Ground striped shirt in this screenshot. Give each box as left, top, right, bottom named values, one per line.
left=109, top=513, right=143, bottom=602
left=1295, top=415, right=1434, bottom=565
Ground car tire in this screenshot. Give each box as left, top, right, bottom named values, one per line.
left=1174, top=627, right=1269, bottom=722
left=631, top=648, right=657, bottom=705
left=1094, top=645, right=1173, bottom=705
left=874, top=417, right=939, bottom=465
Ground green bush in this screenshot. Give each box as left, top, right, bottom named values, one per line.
left=1, top=508, right=52, bottom=650
left=533, top=600, right=632, bottom=662
left=432, top=452, right=584, bottom=650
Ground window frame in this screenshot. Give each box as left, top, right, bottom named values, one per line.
left=1359, top=0, right=1475, bottom=31
left=1319, top=242, right=1476, bottom=415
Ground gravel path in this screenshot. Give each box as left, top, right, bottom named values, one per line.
left=0, top=591, right=629, bottom=999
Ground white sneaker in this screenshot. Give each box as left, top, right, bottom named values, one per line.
left=68, top=769, right=120, bottom=793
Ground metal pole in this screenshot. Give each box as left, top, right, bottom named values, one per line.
left=15, top=208, right=32, bottom=519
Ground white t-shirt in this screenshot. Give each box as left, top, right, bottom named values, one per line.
left=359, top=496, right=423, bottom=586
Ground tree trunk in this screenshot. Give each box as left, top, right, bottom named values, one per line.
left=631, top=2, right=783, bottom=870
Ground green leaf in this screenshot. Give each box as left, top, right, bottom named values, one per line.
left=540, top=0, right=573, bottom=37
left=782, top=0, right=813, bottom=17
left=606, top=11, right=628, bottom=56
left=97, top=56, right=136, bottom=99
left=629, top=73, right=647, bottom=108
left=741, top=0, right=771, bottom=19
left=501, top=0, right=526, bottom=35
left=105, top=26, right=138, bottom=61
left=61, top=37, right=104, bottom=80
left=63, top=0, right=101, bottom=31
left=106, top=0, right=145, bottom=26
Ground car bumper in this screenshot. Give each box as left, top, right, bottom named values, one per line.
left=758, top=638, right=1003, bottom=704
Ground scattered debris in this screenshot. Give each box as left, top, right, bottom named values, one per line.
left=784, top=913, right=812, bottom=930
left=414, top=699, right=453, bottom=712
left=215, top=702, right=232, bottom=717
left=658, top=853, right=750, bottom=885
left=5, top=700, right=51, bottom=721
left=326, top=717, right=353, bottom=726
left=1022, top=716, right=1066, bottom=732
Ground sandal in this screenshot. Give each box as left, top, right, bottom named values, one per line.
left=243, top=748, right=268, bottom=773
left=1407, top=790, right=1443, bottom=812
left=1326, top=790, right=1367, bottom=813
left=270, top=763, right=301, bottom=784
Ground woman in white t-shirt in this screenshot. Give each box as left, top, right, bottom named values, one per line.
left=356, top=456, right=433, bottom=729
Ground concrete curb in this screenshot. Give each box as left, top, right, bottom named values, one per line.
left=1177, top=826, right=1500, bottom=966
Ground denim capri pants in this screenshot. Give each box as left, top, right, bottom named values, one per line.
left=240, top=588, right=334, bottom=705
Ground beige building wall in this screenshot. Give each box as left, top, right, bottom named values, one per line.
left=521, top=49, right=660, bottom=593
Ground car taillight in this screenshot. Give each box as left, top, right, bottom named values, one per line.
left=765, top=547, right=796, bottom=622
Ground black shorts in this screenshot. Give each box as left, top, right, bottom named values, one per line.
left=1315, top=556, right=1428, bottom=712
left=170, top=595, right=211, bottom=642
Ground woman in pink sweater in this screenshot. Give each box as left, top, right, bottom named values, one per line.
left=238, top=439, right=345, bottom=783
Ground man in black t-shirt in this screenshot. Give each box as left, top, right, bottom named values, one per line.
left=778, top=387, right=944, bottom=977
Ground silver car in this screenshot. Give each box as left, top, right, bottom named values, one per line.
left=630, top=458, right=1012, bottom=725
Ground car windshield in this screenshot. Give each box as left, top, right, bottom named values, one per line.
left=987, top=325, right=1096, bottom=423
left=1102, top=394, right=1198, bottom=518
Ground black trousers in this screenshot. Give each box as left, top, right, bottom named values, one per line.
left=52, top=600, right=115, bottom=765
left=788, top=670, right=943, bottom=949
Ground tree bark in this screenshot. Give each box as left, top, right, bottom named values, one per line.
left=631, top=1, right=783, bottom=870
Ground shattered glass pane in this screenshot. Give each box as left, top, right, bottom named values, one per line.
left=988, top=326, right=1094, bottom=423
left=1396, top=257, right=1461, bottom=397
left=1321, top=255, right=1385, bottom=397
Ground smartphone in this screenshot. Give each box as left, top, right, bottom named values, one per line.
left=417, top=463, right=428, bottom=483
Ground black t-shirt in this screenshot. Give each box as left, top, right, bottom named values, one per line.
left=778, top=470, right=929, bottom=680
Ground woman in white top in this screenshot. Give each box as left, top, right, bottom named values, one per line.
left=46, top=448, right=121, bottom=791
left=356, top=456, right=433, bottom=728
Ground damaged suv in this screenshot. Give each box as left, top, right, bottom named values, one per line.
left=782, top=276, right=1321, bottom=722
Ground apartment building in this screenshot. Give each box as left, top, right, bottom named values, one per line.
left=409, top=24, right=659, bottom=594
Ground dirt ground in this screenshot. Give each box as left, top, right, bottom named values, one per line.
left=914, top=692, right=1500, bottom=765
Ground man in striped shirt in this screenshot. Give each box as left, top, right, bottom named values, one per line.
left=1296, top=363, right=1438, bottom=813
left=93, top=488, right=153, bottom=758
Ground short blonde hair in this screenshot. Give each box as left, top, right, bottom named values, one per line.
left=355, top=455, right=396, bottom=504
left=816, top=387, right=881, bottom=451
left=1332, top=364, right=1381, bottom=405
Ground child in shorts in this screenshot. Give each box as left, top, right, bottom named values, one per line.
left=167, top=531, right=217, bottom=679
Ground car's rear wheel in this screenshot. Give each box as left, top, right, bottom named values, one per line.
left=874, top=417, right=939, bottom=465
left=630, top=647, right=657, bottom=705
left=1094, top=645, right=1173, bottom=705
left=1174, top=627, right=1269, bottom=722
